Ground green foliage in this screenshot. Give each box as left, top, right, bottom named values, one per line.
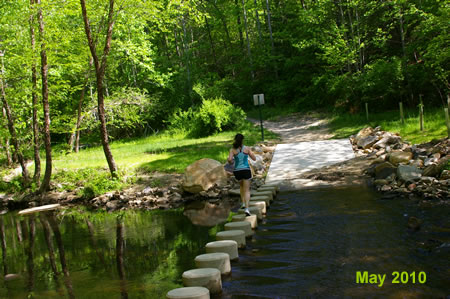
left=52, top=168, right=130, bottom=198
left=167, top=97, right=246, bottom=137
left=196, top=98, right=246, bottom=136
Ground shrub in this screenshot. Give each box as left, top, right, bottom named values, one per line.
left=167, top=98, right=246, bottom=137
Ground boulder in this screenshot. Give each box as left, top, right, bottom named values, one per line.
left=441, top=170, right=450, bottom=180
left=182, top=159, right=228, bottom=193
left=374, top=162, right=397, bottom=179
left=357, top=135, right=378, bottom=149
left=397, top=165, right=422, bottom=183
left=355, top=127, right=374, bottom=144
left=249, top=155, right=264, bottom=172
left=373, top=135, right=401, bottom=149
left=388, top=151, right=413, bottom=165
left=422, top=164, right=439, bottom=177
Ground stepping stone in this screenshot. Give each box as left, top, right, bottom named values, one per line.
left=250, top=195, right=270, bottom=206
left=166, top=286, right=210, bottom=299
left=262, top=183, right=279, bottom=191
left=216, top=230, right=246, bottom=248
left=205, top=240, right=239, bottom=261
left=18, top=204, right=61, bottom=215
left=249, top=201, right=266, bottom=214
left=250, top=190, right=273, bottom=201
left=231, top=214, right=258, bottom=229
left=194, top=253, right=231, bottom=275
left=238, top=206, right=263, bottom=220
left=225, top=221, right=253, bottom=237
left=228, top=189, right=241, bottom=196
left=258, top=186, right=277, bottom=195
left=244, top=215, right=258, bottom=229
left=231, top=214, right=246, bottom=222
left=182, top=268, right=222, bottom=294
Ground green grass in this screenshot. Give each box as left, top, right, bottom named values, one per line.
left=1, top=121, right=278, bottom=195
left=328, top=108, right=448, bottom=144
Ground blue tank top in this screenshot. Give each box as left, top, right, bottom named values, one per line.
left=234, top=146, right=250, bottom=170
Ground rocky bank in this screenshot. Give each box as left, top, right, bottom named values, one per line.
left=0, top=143, right=276, bottom=212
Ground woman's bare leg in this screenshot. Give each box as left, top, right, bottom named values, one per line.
left=243, top=179, right=251, bottom=208
left=240, top=181, right=245, bottom=207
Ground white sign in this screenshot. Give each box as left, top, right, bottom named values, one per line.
left=253, top=94, right=265, bottom=106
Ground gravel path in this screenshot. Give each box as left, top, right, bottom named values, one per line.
left=252, top=113, right=357, bottom=190
left=251, top=113, right=333, bottom=143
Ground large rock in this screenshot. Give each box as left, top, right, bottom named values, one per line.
left=397, top=165, right=422, bottom=183
left=355, top=127, right=373, bottom=144
left=422, top=164, right=439, bottom=177
left=182, top=159, right=227, bottom=193
left=357, top=135, right=378, bottom=149
left=374, top=162, right=397, bottom=179
left=373, top=135, right=402, bottom=149
left=249, top=155, right=264, bottom=171
left=388, top=151, right=413, bottom=165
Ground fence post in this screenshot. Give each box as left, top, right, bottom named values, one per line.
left=445, top=108, right=450, bottom=139
left=399, top=102, right=404, bottom=124
left=419, top=95, right=424, bottom=131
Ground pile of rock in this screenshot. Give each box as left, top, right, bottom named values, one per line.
left=351, top=127, right=449, bottom=201
left=1, top=143, right=276, bottom=212
left=86, top=143, right=276, bottom=211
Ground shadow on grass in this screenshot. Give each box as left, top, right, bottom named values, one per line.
left=144, top=140, right=230, bottom=155
left=138, top=140, right=230, bottom=173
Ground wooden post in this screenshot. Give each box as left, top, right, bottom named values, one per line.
left=399, top=102, right=404, bottom=124
left=419, top=95, right=424, bottom=131
left=445, top=108, right=450, bottom=139
left=365, top=102, right=369, bottom=122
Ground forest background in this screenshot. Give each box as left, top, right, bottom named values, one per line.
left=0, top=0, right=448, bottom=194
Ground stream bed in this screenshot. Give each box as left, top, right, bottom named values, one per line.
left=0, top=186, right=449, bottom=298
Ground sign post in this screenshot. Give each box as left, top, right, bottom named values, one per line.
left=253, top=94, right=265, bottom=141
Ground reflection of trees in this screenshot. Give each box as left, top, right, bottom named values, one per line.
left=86, top=219, right=106, bottom=267
left=116, top=216, right=128, bottom=299
left=25, top=216, right=36, bottom=293
left=46, top=213, right=76, bottom=299
left=0, top=218, right=8, bottom=275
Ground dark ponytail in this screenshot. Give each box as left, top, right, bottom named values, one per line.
left=233, top=133, right=244, bottom=149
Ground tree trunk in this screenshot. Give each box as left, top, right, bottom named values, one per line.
left=235, top=0, right=244, bottom=49
left=254, top=0, right=263, bottom=43
left=80, top=0, right=118, bottom=177
left=182, top=16, right=192, bottom=99
left=0, top=55, right=30, bottom=184
left=241, top=0, right=255, bottom=79
left=204, top=16, right=219, bottom=71
left=398, top=6, right=414, bottom=103
left=265, top=0, right=278, bottom=78
left=1, top=108, right=13, bottom=167
left=37, top=0, right=52, bottom=192
left=30, top=0, right=41, bottom=186
left=70, top=58, right=92, bottom=153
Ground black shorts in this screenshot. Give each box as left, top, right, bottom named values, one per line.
left=233, top=169, right=252, bottom=181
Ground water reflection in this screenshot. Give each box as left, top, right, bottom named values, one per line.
left=0, top=207, right=222, bottom=298
left=183, top=200, right=232, bottom=227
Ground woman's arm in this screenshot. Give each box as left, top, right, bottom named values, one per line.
left=227, top=149, right=234, bottom=163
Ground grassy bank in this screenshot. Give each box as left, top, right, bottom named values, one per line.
left=1, top=122, right=278, bottom=196
left=327, top=108, right=448, bottom=144
left=248, top=105, right=448, bottom=144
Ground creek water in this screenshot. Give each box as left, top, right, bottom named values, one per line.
left=0, top=186, right=449, bottom=298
